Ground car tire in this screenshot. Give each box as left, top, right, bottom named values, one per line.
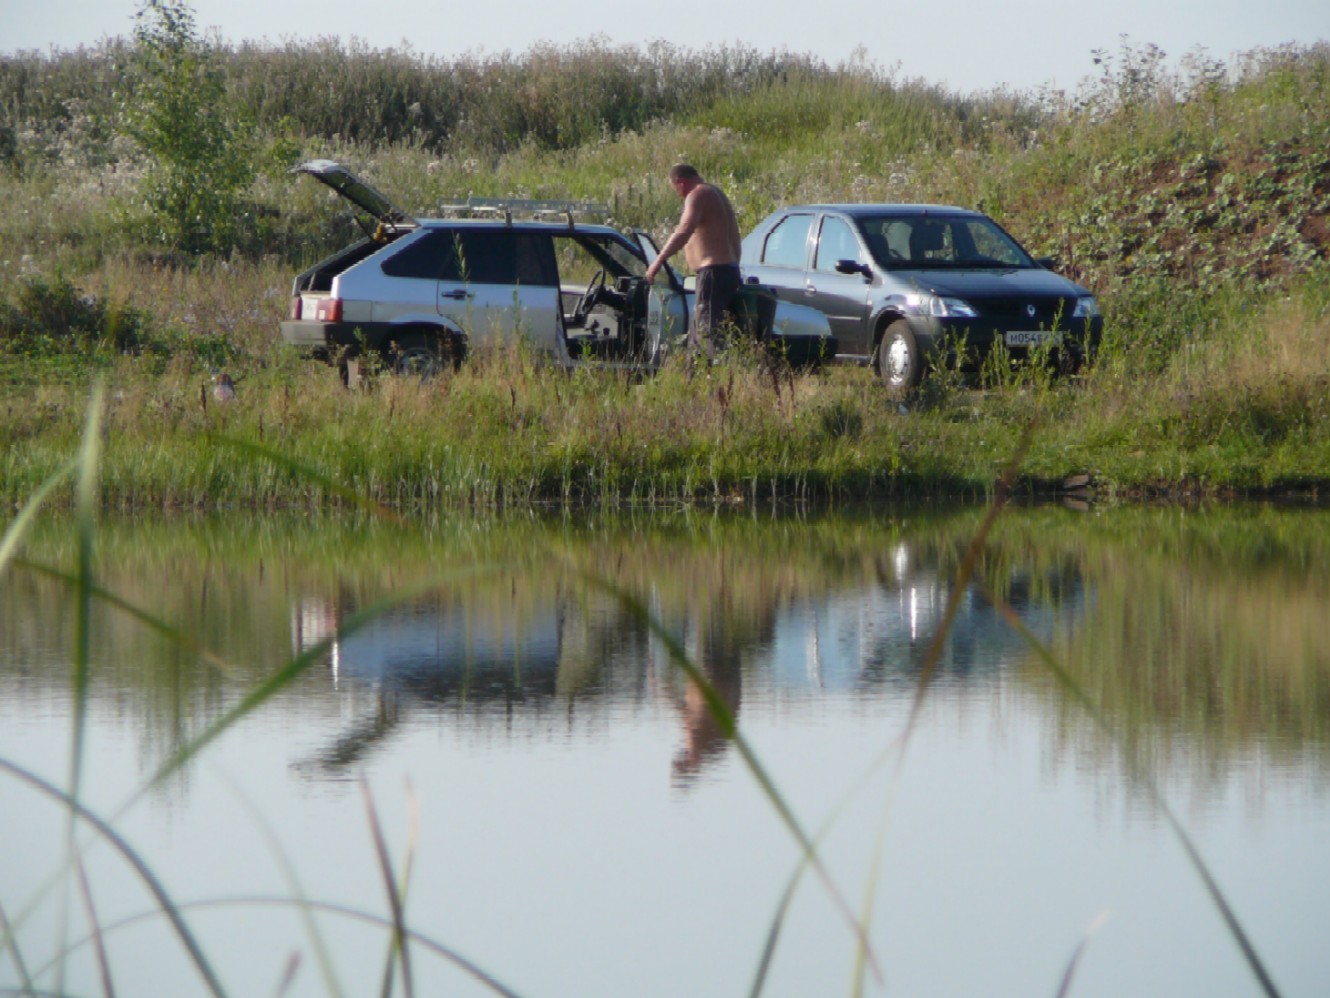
left=390, top=330, right=459, bottom=378
left=878, top=320, right=923, bottom=390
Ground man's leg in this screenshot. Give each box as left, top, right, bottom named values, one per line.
left=692, top=267, right=719, bottom=360
left=693, top=265, right=742, bottom=360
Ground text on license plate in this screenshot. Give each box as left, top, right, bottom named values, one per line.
left=1004, top=330, right=1061, bottom=347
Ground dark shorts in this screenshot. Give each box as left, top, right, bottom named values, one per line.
left=692, top=264, right=743, bottom=352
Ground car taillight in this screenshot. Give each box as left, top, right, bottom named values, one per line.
left=289, top=296, right=302, bottom=320
left=313, top=298, right=343, bottom=323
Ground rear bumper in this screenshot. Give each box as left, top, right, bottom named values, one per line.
left=280, top=320, right=405, bottom=354
left=281, top=320, right=360, bottom=351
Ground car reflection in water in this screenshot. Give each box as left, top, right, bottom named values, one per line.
left=290, top=544, right=1085, bottom=782
left=785, top=544, right=1086, bottom=693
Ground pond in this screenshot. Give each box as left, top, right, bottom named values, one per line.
left=1, top=502, right=1327, bottom=997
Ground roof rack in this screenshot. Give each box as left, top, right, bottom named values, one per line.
left=437, top=196, right=611, bottom=227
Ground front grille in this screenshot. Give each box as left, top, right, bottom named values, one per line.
left=976, top=298, right=1073, bottom=328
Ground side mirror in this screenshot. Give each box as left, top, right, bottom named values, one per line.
left=835, top=259, right=872, bottom=279
left=1034, top=256, right=1058, bottom=270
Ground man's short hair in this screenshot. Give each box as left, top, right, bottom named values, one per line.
left=668, top=163, right=701, bottom=183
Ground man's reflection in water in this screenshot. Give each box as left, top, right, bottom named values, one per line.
left=669, top=622, right=743, bottom=790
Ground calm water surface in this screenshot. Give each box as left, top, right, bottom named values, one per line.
left=1, top=503, right=1327, bottom=997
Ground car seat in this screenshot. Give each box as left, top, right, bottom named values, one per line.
left=908, top=222, right=947, bottom=261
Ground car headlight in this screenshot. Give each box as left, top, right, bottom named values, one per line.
left=1072, top=296, right=1100, bottom=318
left=903, top=292, right=978, bottom=319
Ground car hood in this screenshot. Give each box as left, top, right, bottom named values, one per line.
left=294, top=159, right=414, bottom=227
left=890, top=266, right=1090, bottom=300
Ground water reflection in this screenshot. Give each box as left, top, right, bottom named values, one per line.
left=274, top=532, right=1085, bottom=786
left=4, top=505, right=1329, bottom=998
left=3, top=503, right=1328, bottom=792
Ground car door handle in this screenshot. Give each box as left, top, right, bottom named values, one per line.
left=440, top=289, right=473, bottom=300
left=803, top=284, right=817, bottom=296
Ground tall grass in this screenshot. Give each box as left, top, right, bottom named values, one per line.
left=2, top=266, right=1329, bottom=506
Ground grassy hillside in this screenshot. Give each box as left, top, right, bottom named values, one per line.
left=1, top=28, right=1328, bottom=504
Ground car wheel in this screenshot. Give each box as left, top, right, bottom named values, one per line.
left=877, top=320, right=923, bottom=390
left=391, top=331, right=457, bottom=379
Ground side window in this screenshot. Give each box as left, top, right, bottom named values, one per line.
left=380, top=230, right=457, bottom=280
left=813, top=216, right=862, bottom=272
left=760, top=214, right=814, bottom=269
left=436, top=230, right=559, bottom=286
left=510, top=233, right=559, bottom=286
left=450, top=231, right=516, bottom=284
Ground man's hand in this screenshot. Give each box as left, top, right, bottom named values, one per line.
left=644, top=261, right=660, bottom=283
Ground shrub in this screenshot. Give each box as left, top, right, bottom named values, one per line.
left=116, top=0, right=255, bottom=255
left=0, top=273, right=149, bottom=354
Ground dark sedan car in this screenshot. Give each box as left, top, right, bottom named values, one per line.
left=740, top=204, right=1103, bottom=388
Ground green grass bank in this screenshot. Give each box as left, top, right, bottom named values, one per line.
left=2, top=25, right=1328, bottom=507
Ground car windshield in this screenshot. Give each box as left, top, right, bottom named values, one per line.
left=856, top=215, right=1035, bottom=269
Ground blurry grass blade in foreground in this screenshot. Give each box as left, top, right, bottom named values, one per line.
left=0, top=759, right=228, bottom=998
left=1055, top=910, right=1111, bottom=998
left=74, top=856, right=115, bottom=998
left=0, top=459, right=77, bottom=577
left=987, top=586, right=1283, bottom=998
left=219, top=771, right=346, bottom=998
left=39, top=897, right=525, bottom=997
left=17, top=558, right=240, bottom=676
left=137, top=573, right=490, bottom=796
left=362, top=778, right=417, bottom=998
left=589, top=573, right=883, bottom=989
left=0, top=899, right=37, bottom=995
left=59, top=379, right=104, bottom=994
left=70, top=381, right=105, bottom=801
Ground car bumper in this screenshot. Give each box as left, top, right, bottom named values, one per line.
left=280, top=320, right=363, bottom=350
left=280, top=320, right=413, bottom=355
left=913, top=316, right=1103, bottom=363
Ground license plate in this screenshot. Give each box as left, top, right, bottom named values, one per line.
left=1004, top=330, right=1061, bottom=348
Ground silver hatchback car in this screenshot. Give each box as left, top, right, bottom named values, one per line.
left=741, top=203, right=1103, bottom=388
left=280, top=161, right=836, bottom=376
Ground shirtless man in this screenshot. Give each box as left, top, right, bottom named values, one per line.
left=644, top=163, right=743, bottom=357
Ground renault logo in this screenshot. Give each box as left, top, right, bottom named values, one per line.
left=1026, top=304, right=1036, bottom=318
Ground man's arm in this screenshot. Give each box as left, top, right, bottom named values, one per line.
left=645, top=189, right=703, bottom=282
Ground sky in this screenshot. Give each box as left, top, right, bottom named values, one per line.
left=5, top=0, right=1329, bottom=96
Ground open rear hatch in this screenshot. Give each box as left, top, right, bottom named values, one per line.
left=294, top=159, right=416, bottom=233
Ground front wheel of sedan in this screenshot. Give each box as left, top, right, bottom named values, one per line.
left=877, top=320, right=923, bottom=390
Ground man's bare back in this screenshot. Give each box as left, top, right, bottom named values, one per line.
left=644, top=167, right=741, bottom=283
left=676, top=182, right=742, bottom=271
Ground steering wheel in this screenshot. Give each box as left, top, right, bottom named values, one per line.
left=575, top=269, right=606, bottom=322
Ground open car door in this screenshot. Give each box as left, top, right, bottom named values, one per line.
left=633, top=230, right=690, bottom=361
